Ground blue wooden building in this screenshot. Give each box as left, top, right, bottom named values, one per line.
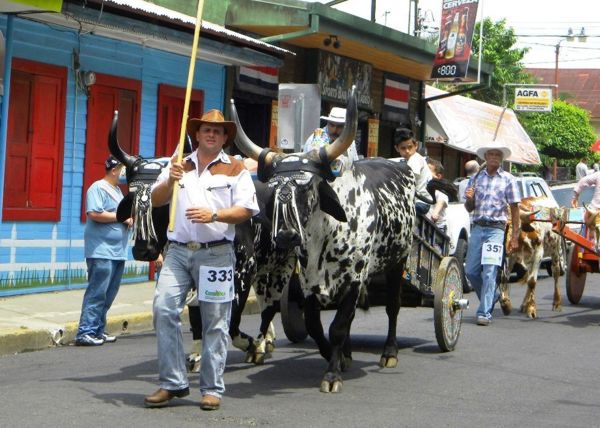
left=0, top=0, right=288, bottom=296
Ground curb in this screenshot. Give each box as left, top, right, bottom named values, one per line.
left=0, top=295, right=260, bottom=356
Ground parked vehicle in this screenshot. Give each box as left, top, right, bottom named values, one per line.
left=551, top=180, right=594, bottom=209
left=445, top=202, right=471, bottom=292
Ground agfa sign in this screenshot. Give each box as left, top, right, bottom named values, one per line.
left=514, top=87, right=552, bottom=112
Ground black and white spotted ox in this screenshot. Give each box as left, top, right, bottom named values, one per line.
left=107, top=112, right=262, bottom=355
left=231, top=87, right=417, bottom=393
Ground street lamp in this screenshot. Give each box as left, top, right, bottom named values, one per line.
left=555, top=27, right=587, bottom=98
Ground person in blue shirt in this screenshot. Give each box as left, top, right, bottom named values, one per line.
left=75, top=155, right=132, bottom=346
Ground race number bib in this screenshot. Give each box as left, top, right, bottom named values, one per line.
left=481, top=242, right=504, bottom=266
left=198, top=265, right=234, bottom=303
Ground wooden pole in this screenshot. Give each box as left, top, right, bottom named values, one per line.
left=168, top=0, right=205, bottom=232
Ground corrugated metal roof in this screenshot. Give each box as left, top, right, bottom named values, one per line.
left=101, top=0, right=292, bottom=56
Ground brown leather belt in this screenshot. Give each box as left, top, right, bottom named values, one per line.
left=169, top=238, right=231, bottom=251
left=473, top=220, right=506, bottom=230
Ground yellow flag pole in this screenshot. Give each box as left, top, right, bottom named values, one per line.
left=168, top=0, right=205, bottom=232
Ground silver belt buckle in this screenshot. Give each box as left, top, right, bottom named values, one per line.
left=186, top=242, right=201, bottom=251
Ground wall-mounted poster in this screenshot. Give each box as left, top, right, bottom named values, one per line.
left=318, top=51, right=373, bottom=109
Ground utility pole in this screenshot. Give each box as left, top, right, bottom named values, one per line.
left=371, top=0, right=376, bottom=22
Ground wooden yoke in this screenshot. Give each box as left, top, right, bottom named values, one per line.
left=168, top=0, right=205, bottom=232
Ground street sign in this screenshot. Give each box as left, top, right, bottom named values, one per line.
left=514, top=87, right=553, bottom=112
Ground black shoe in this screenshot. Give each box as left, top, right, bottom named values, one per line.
left=75, top=334, right=104, bottom=346
left=99, top=333, right=117, bottom=343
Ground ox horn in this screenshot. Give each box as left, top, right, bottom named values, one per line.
left=230, top=99, right=274, bottom=164
left=108, top=111, right=137, bottom=168
left=325, top=85, right=358, bottom=162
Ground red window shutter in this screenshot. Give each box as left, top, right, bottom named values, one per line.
left=3, top=59, right=66, bottom=222
left=4, top=71, right=31, bottom=210
left=29, top=75, right=63, bottom=210
left=82, top=74, right=140, bottom=222
left=155, top=84, right=203, bottom=157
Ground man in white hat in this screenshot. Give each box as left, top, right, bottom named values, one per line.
left=464, top=142, right=521, bottom=326
left=302, top=106, right=359, bottom=172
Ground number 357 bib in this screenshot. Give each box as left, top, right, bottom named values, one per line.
left=198, top=265, right=235, bottom=303
left=481, top=242, right=504, bottom=266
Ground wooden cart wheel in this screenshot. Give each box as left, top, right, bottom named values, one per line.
left=566, top=245, right=586, bottom=304
left=280, top=272, right=308, bottom=343
left=433, top=257, right=464, bottom=352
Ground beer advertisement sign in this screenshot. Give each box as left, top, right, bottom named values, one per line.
left=431, top=0, right=480, bottom=80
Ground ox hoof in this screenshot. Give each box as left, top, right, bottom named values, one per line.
left=378, top=356, right=398, bottom=368
left=500, top=298, right=512, bottom=316
left=265, top=341, right=275, bottom=354
left=552, top=304, right=562, bottom=312
left=252, top=352, right=266, bottom=365
left=244, top=352, right=255, bottom=364
left=320, top=380, right=343, bottom=393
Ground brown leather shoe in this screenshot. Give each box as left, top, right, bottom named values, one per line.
left=199, top=394, right=221, bottom=411
left=144, top=387, right=189, bottom=408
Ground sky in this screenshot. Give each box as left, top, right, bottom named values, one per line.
left=306, top=0, right=600, bottom=69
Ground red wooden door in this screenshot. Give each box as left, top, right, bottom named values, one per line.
left=4, top=59, right=66, bottom=221
left=82, top=74, right=140, bottom=221
left=155, top=84, right=203, bottom=157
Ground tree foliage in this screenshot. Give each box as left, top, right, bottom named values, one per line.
left=518, top=100, right=597, bottom=165
left=469, top=18, right=536, bottom=105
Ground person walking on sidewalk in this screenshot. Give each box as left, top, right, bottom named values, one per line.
left=144, top=110, right=258, bottom=411
left=75, top=155, right=132, bottom=346
left=464, top=142, right=520, bottom=326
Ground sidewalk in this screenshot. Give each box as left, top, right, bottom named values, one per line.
left=0, top=281, right=259, bottom=356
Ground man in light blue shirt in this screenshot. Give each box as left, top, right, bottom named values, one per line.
left=75, top=155, right=132, bottom=346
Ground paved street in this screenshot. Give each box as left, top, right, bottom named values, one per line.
left=2, top=272, right=600, bottom=428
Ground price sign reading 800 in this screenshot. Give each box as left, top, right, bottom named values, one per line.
left=434, top=64, right=458, bottom=77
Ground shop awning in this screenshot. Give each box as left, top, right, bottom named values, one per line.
left=425, top=86, right=541, bottom=165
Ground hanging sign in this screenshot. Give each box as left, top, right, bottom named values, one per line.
left=431, top=0, right=480, bottom=81
left=514, top=87, right=553, bottom=112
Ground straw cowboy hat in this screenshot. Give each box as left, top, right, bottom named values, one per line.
left=476, top=140, right=511, bottom=160
left=320, top=107, right=346, bottom=124
left=187, top=109, right=237, bottom=145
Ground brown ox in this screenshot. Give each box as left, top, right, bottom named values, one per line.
left=583, top=205, right=600, bottom=250
left=499, top=197, right=563, bottom=318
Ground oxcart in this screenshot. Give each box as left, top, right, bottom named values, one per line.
left=280, top=212, right=469, bottom=352
left=552, top=208, right=600, bottom=304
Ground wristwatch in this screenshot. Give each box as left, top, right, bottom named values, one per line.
left=211, top=211, right=218, bottom=223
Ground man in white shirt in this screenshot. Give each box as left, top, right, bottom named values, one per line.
left=145, top=109, right=259, bottom=411
left=576, top=157, right=590, bottom=180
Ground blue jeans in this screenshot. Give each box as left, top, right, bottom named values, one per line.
left=153, top=242, right=234, bottom=398
left=465, top=225, right=504, bottom=320
left=77, top=258, right=125, bottom=338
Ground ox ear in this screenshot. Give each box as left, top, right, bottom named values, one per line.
left=116, top=193, right=134, bottom=223
left=318, top=181, right=347, bottom=222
